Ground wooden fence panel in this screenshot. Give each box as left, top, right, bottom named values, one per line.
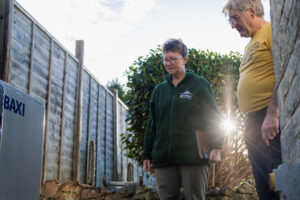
left=119, top=104, right=128, bottom=181
left=117, top=102, right=126, bottom=181
left=105, top=93, right=114, bottom=181
left=30, top=26, right=50, bottom=101
left=8, top=8, right=31, bottom=92
left=79, top=71, right=90, bottom=183
left=96, top=86, right=106, bottom=187
left=60, top=56, right=78, bottom=182
left=86, top=77, right=98, bottom=185
left=44, top=42, right=65, bottom=180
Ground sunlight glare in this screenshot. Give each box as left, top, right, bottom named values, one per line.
left=222, top=118, right=235, bottom=133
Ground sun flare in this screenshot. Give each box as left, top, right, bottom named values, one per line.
left=222, top=118, right=235, bottom=133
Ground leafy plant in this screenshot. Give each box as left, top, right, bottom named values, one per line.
left=107, top=77, right=126, bottom=102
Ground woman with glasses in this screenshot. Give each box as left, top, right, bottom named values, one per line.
left=142, top=39, right=224, bottom=200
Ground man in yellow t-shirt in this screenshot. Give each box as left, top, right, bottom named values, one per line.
left=223, top=0, right=282, bottom=199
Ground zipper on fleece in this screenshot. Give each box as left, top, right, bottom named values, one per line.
left=168, top=86, right=175, bottom=161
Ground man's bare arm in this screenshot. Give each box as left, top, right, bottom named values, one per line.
left=261, top=85, right=279, bottom=146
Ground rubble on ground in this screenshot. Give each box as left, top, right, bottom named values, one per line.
left=40, top=180, right=258, bottom=200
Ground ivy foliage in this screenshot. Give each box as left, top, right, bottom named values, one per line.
left=122, top=46, right=242, bottom=166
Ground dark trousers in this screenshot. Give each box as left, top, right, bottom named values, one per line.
left=245, top=107, right=282, bottom=200
left=155, top=165, right=209, bottom=200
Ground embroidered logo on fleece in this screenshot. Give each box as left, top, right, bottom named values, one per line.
left=180, top=91, right=192, bottom=100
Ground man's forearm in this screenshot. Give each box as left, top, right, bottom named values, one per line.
left=261, top=84, right=280, bottom=146
left=266, top=85, right=279, bottom=117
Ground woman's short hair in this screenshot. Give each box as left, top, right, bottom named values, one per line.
left=162, top=39, right=188, bottom=58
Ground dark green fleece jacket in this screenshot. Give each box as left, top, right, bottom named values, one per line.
left=142, top=71, right=224, bottom=168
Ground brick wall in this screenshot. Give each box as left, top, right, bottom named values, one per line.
left=270, top=0, right=300, bottom=163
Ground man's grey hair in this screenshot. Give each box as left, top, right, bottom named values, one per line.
left=162, top=39, right=188, bottom=58
left=222, top=0, right=264, bottom=17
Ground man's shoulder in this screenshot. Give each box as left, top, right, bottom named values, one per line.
left=257, top=22, right=272, bottom=37
left=263, top=22, right=272, bottom=33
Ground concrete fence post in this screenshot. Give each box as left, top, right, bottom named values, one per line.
left=73, top=40, right=84, bottom=181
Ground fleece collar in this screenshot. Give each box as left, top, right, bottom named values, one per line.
left=165, top=70, right=194, bottom=85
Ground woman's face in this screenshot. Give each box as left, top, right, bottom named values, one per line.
left=162, top=51, right=187, bottom=76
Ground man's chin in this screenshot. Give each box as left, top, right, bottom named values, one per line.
left=239, top=32, right=250, bottom=38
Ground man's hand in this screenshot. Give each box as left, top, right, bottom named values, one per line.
left=262, top=113, right=279, bottom=146
left=143, top=160, right=152, bottom=171
left=209, top=149, right=222, bottom=162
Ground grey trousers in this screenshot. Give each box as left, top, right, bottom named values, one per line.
left=155, top=164, right=209, bottom=200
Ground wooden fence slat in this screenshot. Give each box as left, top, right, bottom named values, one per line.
left=94, top=84, right=100, bottom=185
left=103, top=90, right=107, bottom=179
left=57, top=52, right=68, bottom=181
left=85, top=75, right=91, bottom=183
left=41, top=38, right=53, bottom=183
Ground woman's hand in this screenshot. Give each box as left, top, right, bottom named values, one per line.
left=209, top=149, right=222, bottom=162
left=143, top=160, right=152, bottom=171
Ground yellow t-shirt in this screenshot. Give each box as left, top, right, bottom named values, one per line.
left=237, top=23, right=274, bottom=115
